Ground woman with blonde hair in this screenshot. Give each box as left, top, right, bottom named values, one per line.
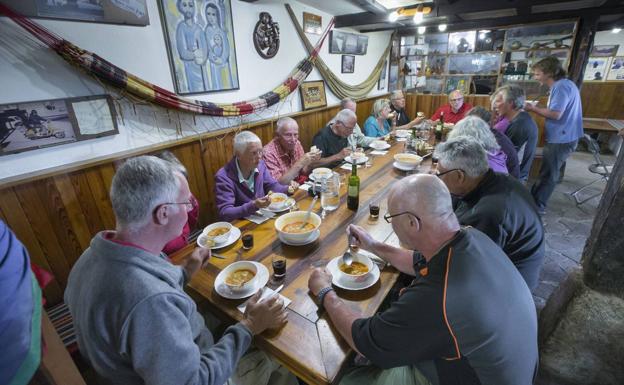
left=363, top=98, right=392, bottom=137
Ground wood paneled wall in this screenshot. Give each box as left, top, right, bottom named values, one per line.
left=1, top=82, right=619, bottom=305
left=0, top=95, right=383, bottom=305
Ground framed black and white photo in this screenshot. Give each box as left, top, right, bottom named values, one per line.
left=67, top=95, right=119, bottom=140
left=341, top=55, right=355, bottom=73
left=303, top=12, right=322, bottom=35
left=329, top=30, right=368, bottom=55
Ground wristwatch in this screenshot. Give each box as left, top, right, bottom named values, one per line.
left=316, top=286, right=334, bottom=311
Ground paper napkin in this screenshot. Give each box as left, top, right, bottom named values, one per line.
left=237, top=286, right=292, bottom=313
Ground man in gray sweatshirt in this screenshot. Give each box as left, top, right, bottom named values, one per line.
left=65, top=156, right=291, bottom=385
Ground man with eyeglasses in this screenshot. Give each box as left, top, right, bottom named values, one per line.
left=65, top=156, right=293, bottom=385
left=216, top=131, right=298, bottom=221
left=312, top=108, right=357, bottom=168
left=430, top=90, right=473, bottom=125
left=308, top=174, right=537, bottom=385
left=433, top=136, right=544, bottom=290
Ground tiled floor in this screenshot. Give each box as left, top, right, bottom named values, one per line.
left=531, top=150, right=616, bottom=312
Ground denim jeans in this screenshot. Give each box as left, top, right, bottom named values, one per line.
left=531, top=140, right=578, bottom=211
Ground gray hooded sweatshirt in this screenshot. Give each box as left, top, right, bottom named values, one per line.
left=65, top=232, right=252, bottom=385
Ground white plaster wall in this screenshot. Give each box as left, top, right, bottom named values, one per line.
left=0, top=0, right=391, bottom=181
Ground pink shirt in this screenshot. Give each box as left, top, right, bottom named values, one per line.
left=263, top=138, right=305, bottom=181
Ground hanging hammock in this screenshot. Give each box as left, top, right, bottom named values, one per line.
left=0, top=3, right=334, bottom=117
left=285, top=4, right=391, bottom=100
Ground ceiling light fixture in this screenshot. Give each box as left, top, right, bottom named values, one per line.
left=388, top=5, right=432, bottom=23
left=413, top=4, right=424, bottom=24
left=389, top=11, right=399, bottom=22
left=418, top=26, right=426, bottom=34
left=613, top=28, right=622, bottom=34
left=438, top=24, right=447, bottom=32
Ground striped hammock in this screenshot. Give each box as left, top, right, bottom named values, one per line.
left=0, top=3, right=333, bottom=117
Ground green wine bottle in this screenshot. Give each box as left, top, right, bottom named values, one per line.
left=347, top=162, right=360, bottom=211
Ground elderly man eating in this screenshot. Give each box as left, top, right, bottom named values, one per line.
left=309, top=174, right=538, bottom=385
left=433, top=136, right=545, bottom=289
left=312, top=109, right=357, bottom=168
left=389, top=90, right=425, bottom=129
left=216, top=131, right=297, bottom=222
left=263, top=117, right=321, bottom=184
left=430, top=90, right=473, bottom=124
left=65, top=156, right=292, bottom=385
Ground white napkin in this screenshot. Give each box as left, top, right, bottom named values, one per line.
left=340, top=163, right=361, bottom=170
left=396, top=137, right=407, bottom=142
left=357, top=249, right=389, bottom=268
left=237, top=286, right=292, bottom=313
left=370, top=150, right=388, bottom=156
left=245, top=210, right=274, bottom=224
left=299, top=183, right=311, bottom=191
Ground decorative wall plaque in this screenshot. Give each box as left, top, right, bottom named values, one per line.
left=253, top=12, right=280, bottom=59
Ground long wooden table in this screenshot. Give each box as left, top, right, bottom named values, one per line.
left=172, top=141, right=424, bottom=384
left=583, top=117, right=622, bottom=134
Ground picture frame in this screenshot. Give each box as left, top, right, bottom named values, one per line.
left=583, top=57, right=610, bottom=81
left=341, top=55, right=355, bottom=73
left=590, top=45, right=620, bottom=57
left=158, top=0, right=240, bottom=95
left=448, top=31, right=476, bottom=54
left=606, top=57, right=624, bottom=81
left=0, top=0, right=149, bottom=26
left=66, top=95, right=119, bottom=140
left=378, top=59, right=388, bottom=90
left=303, top=12, right=322, bottom=35
left=329, top=30, right=368, bottom=55
left=299, top=80, right=327, bottom=110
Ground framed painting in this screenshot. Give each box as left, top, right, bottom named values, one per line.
left=299, top=81, right=327, bottom=110
left=158, top=0, right=239, bottom=95
left=303, top=12, right=322, bottom=35
left=591, top=45, right=619, bottom=57
left=342, top=55, right=355, bottom=73
left=67, top=95, right=119, bottom=140
left=329, top=30, right=368, bottom=55
left=0, top=97, right=76, bottom=156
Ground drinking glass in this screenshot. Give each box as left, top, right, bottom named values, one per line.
left=320, top=173, right=340, bottom=218
left=271, top=255, right=287, bottom=282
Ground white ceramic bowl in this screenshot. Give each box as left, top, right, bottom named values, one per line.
left=395, top=129, right=410, bottom=138
left=202, top=222, right=233, bottom=245
left=275, top=210, right=322, bottom=243
left=222, top=261, right=258, bottom=293
left=394, top=153, right=423, bottom=168
left=312, top=167, right=332, bottom=180
left=336, top=253, right=374, bottom=284
left=269, top=192, right=289, bottom=210
left=370, top=140, right=388, bottom=149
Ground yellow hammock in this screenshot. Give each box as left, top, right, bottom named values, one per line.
left=286, top=4, right=391, bottom=100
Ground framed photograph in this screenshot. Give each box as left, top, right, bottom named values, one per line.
left=341, top=55, right=355, bottom=73
left=591, top=45, right=620, bottom=57
left=1, top=0, right=149, bottom=26
left=0, top=97, right=76, bottom=156
left=67, top=95, right=119, bottom=140
left=158, top=0, right=240, bottom=95
left=583, top=57, right=610, bottom=81
left=475, top=30, right=506, bottom=52
left=303, top=12, right=322, bottom=35
left=445, top=76, right=471, bottom=95
left=448, top=53, right=501, bottom=75
left=388, top=64, right=399, bottom=91
left=504, top=22, right=575, bottom=51
left=329, top=30, right=368, bottom=55
left=448, top=31, right=476, bottom=53
left=299, top=81, right=327, bottom=110
left=607, top=57, right=624, bottom=80
left=424, top=33, right=449, bottom=54
left=378, top=59, right=388, bottom=90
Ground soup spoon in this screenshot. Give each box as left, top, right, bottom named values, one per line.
left=299, top=195, right=318, bottom=230
left=341, top=234, right=357, bottom=266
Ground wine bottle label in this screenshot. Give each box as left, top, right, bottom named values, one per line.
left=348, top=185, right=359, bottom=196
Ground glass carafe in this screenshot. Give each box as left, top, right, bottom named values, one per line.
left=319, top=172, right=340, bottom=218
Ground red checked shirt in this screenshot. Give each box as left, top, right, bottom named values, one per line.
left=262, top=138, right=305, bottom=182
left=430, top=103, right=473, bottom=124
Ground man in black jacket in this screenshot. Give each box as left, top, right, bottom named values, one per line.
left=433, top=136, right=545, bottom=290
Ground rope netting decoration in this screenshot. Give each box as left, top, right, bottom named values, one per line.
left=0, top=3, right=334, bottom=117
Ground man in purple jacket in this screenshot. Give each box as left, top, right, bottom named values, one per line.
left=215, top=131, right=297, bottom=221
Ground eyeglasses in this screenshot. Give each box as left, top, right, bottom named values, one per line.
left=383, top=211, right=422, bottom=224
left=435, top=168, right=463, bottom=178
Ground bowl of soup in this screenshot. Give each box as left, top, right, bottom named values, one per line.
left=269, top=192, right=289, bottom=210
left=274, top=210, right=322, bottom=243
left=337, top=253, right=374, bottom=284
left=222, top=261, right=258, bottom=293
left=202, top=222, right=233, bottom=245
left=394, top=153, right=423, bottom=168
left=312, top=167, right=332, bottom=181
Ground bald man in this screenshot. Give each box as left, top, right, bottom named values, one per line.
left=430, top=90, right=473, bottom=124
left=308, top=174, right=538, bottom=385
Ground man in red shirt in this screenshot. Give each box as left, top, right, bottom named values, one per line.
left=430, top=90, right=473, bottom=124
left=263, top=117, right=321, bottom=184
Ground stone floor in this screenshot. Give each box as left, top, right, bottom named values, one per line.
left=530, top=150, right=617, bottom=313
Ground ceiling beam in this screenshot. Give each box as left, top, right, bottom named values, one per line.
left=597, top=15, right=624, bottom=30
left=359, top=6, right=624, bottom=33
left=346, top=0, right=387, bottom=15
left=335, top=0, right=593, bottom=28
